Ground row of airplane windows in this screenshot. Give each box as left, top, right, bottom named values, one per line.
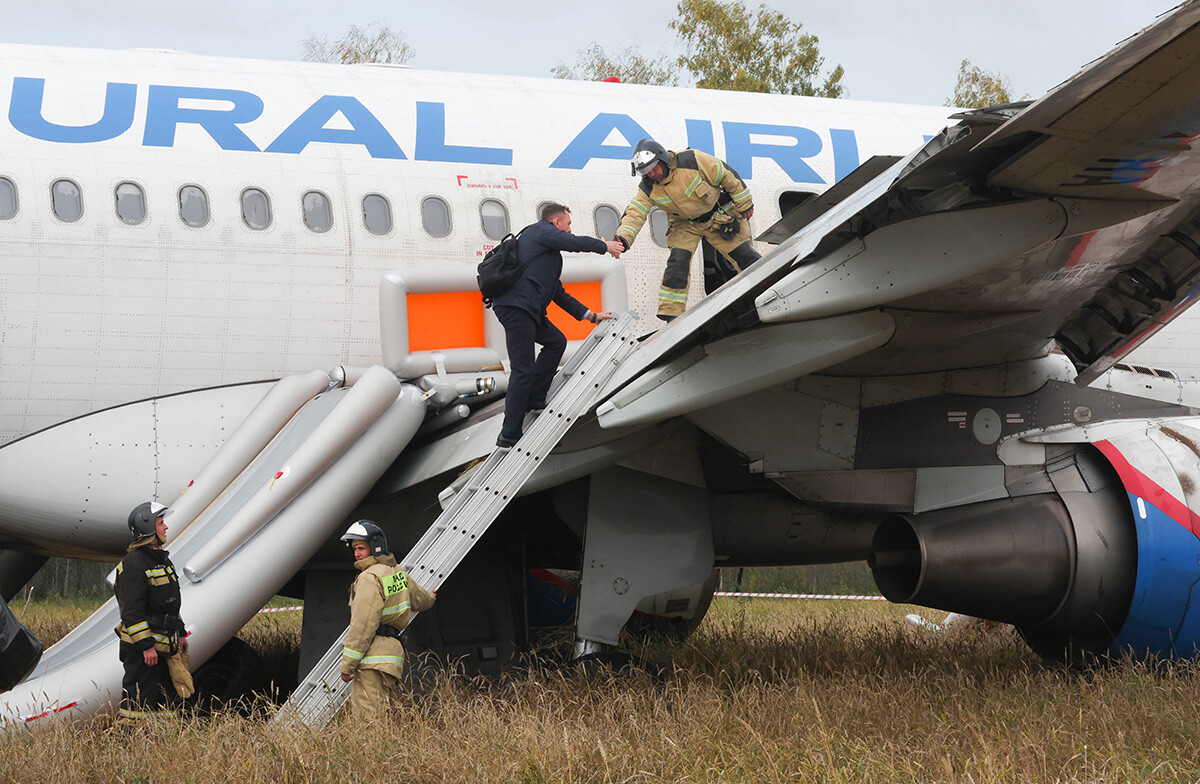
left=0, top=176, right=671, bottom=247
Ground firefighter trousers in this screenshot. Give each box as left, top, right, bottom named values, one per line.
left=118, top=641, right=175, bottom=719
left=350, top=668, right=399, bottom=718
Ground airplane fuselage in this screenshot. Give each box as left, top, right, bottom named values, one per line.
left=0, top=43, right=954, bottom=445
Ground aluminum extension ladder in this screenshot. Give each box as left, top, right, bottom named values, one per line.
left=275, top=312, right=640, bottom=727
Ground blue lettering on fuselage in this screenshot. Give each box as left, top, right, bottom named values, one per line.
left=8, top=79, right=860, bottom=183
left=144, top=85, right=263, bottom=151
left=265, top=95, right=406, bottom=159
left=9, top=77, right=136, bottom=143
left=830, top=129, right=861, bottom=182
left=723, top=121, right=824, bottom=183
left=684, top=119, right=715, bottom=156
left=549, top=113, right=653, bottom=169
left=415, top=102, right=512, bottom=165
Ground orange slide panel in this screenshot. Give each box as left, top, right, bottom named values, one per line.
left=549, top=281, right=604, bottom=340
left=406, top=291, right=487, bottom=351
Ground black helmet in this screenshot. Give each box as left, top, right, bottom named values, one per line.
left=340, top=519, right=388, bottom=556
left=127, top=501, right=168, bottom=540
left=631, top=138, right=670, bottom=177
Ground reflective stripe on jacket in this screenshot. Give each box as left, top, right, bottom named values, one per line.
left=340, top=553, right=436, bottom=680
left=113, top=544, right=184, bottom=653
left=616, top=149, right=753, bottom=250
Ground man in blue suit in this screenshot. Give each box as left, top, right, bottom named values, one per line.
left=492, top=203, right=623, bottom=448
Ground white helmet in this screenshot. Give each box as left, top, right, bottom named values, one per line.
left=340, top=519, right=387, bottom=556
left=631, top=138, right=670, bottom=177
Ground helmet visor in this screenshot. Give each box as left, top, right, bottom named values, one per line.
left=632, top=150, right=660, bottom=176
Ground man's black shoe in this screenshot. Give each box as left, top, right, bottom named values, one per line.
left=496, top=433, right=520, bottom=448
left=528, top=399, right=547, bottom=412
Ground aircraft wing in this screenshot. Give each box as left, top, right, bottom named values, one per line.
left=596, top=1, right=1200, bottom=429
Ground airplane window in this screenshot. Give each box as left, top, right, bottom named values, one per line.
left=594, top=205, right=620, bottom=240
left=480, top=199, right=509, bottom=240
left=303, top=191, right=332, bottom=233
left=51, top=179, right=83, bottom=223
left=649, top=208, right=669, bottom=248
left=179, top=185, right=209, bottom=228
left=241, top=188, right=271, bottom=230
left=421, top=196, right=451, bottom=238
left=0, top=177, right=16, bottom=220
left=114, top=182, right=145, bottom=225
left=779, top=190, right=817, bottom=217
left=363, top=194, right=392, bottom=235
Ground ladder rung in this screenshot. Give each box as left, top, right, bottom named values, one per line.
left=276, top=312, right=640, bottom=727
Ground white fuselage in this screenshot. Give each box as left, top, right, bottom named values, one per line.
left=0, top=43, right=956, bottom=446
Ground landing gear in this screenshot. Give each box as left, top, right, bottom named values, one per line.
left=190, top=637, right=269, bottom=711
left=574, top=467, right=715, bottom=652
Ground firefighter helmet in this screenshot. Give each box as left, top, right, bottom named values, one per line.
left=127, top=501, right=168, bottom=539
left=631, top=138, right=670, bottom=177
left=341, top=519, right=388, bottom=556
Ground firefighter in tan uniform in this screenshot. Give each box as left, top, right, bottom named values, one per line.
left=338, top=520, right=435, bottom=717
left=615, top=138, right=760, bottom=320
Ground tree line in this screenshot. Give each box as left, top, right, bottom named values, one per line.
left=302, top=0, right=1022, bottom=108
left=21, top=557, right=874, bottom=601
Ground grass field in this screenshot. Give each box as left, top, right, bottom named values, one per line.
left=4, top=595, right=1200, bottom=783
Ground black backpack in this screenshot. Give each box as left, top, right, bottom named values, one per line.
left=477, top=228, right=526, bottom=307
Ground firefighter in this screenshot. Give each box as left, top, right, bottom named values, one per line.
left=114, top=501, right=189, bottom=719
left=615, top=138, right=760, bottom=320
left=338, top=520, right=436, bottom=718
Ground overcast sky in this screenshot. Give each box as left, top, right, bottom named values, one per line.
left=2, top=0, right=1181, bottom=106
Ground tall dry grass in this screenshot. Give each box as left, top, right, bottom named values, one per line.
left=4, top=597, right=1200, bottom=782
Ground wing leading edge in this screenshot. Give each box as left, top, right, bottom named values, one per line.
left=596, top=0, right=1200, bottom=429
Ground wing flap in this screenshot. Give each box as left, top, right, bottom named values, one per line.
left=982, top=7, right=1200, bottom=201
left=756, top=155, right=902, bottom=244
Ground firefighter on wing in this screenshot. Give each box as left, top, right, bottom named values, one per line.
left=615, top=138, right=760, bottom=320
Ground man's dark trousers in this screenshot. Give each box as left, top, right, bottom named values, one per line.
left=495, top=304, right=567, bottom=441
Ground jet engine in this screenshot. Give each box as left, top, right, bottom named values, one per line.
left=869, top=420, right=1200, bottom=663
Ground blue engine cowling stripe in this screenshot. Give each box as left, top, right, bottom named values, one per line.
left=1111, top=490, right=1200, bottom=657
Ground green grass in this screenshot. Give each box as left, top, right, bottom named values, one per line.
left=5, top=596, right=1200, bottom=782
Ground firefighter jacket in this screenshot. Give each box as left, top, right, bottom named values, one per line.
left=494, top=219, right=606, bottom=320
left=339, top=553, right=436, bottom=681
left=615, top=149, right=753, bottom=250
left=114, top=543, right=184, bottom=653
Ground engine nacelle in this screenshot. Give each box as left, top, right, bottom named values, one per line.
left=870, top=419, right=1200, bottom=662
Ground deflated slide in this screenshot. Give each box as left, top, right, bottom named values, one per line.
left=0, top=365, right=427, bottom=727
